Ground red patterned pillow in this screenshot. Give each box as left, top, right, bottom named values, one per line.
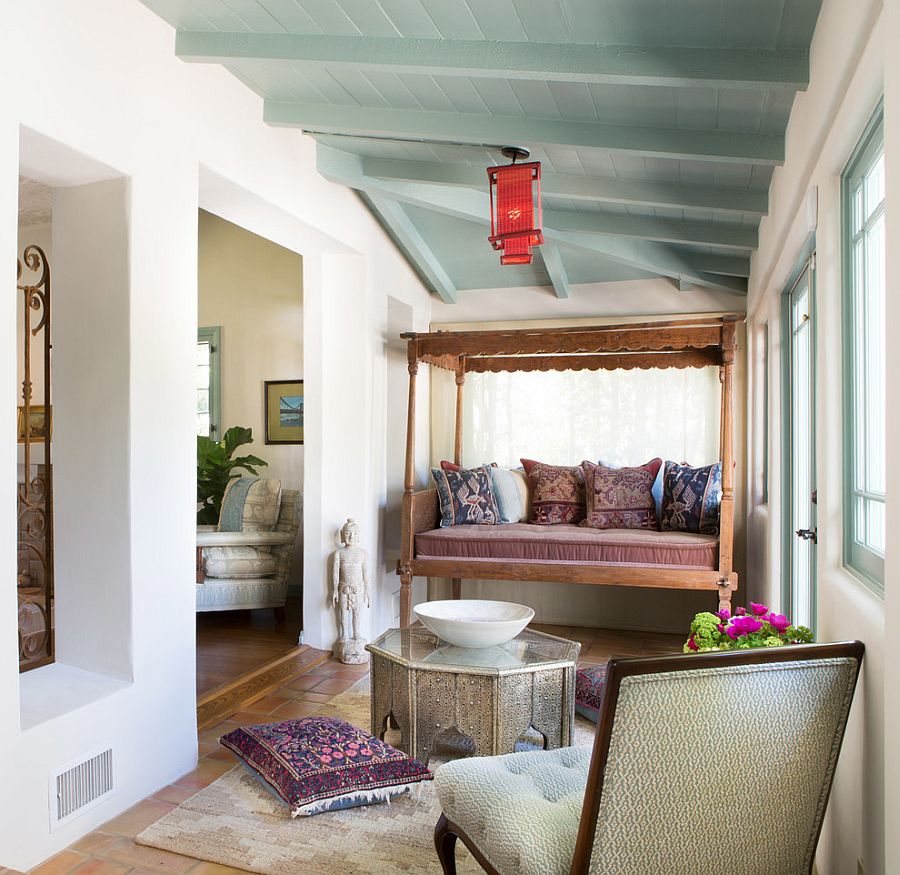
left=580, top=459, right=662, bottom=530
left=221, top=717, right=433, bottom=817
left=521, top=458, right=585, bottom=525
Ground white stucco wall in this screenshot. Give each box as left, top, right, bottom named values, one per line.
left=0, top=1, right=431, bottom=868
left=746, top=1, right=886, bottom=872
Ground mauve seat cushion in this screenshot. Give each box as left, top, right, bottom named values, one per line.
left=415, top=523, right=718, bottom=569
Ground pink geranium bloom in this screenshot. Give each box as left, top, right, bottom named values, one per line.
left=750, top=602, right=769, bottom=616
left=768, top=613, right=790, bottom=633
left=716, top=609, right=731, bottom=621
left=687, top=634, right=699, bottom=651
left=716, top=624, right=724, bottom=633
left=735, top=606, right=747, bottom=616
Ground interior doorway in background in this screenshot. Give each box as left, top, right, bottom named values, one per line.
left=194, top=209, right=317, bottom=723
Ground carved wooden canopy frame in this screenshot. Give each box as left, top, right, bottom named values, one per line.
left=396, top=315, right=741, bottom=628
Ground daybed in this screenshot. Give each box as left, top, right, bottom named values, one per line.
left=397, top=317, right=739, bottom=627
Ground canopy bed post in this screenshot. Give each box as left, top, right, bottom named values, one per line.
left=451, top=361, right=466, bottom=601
left=399, top=341, right=419, bottom=627
left=454, top=360, right=465, bottom=466
left=717, top=318, right=738, bottom=613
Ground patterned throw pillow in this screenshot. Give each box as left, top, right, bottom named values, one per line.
left=218, top=477, right=282, bottom=533
left=575, top=662, right=609, bottom=722
left=439, top=461, right=529, bottom=523
left=521, top=459, right=585, bottom=525
left=431, top=465, right=500, bottom=527
left=660, top=460, right=723, bottom=535
left=220, top=717, right=433, bottom=817
left=580, top=459, right=662, bottom=530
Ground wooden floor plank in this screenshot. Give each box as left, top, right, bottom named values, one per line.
left=195, top=597, right=303, bottom=696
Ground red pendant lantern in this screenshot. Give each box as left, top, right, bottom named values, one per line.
left=487, top=146, right=543, bottom=265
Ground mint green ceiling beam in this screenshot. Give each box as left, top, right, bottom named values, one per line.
left=363, top=194, right=458, bottom=304
left=317, top=146, right=746, bottom=295
left=270, top=103, right=784, bottom=166
left=543, top=210, right=756, bottom=250
left=361, top=158, right=769, bottom=217
left=540, top=246, right=571, bottom=300
left=688, top=254, right=752, bottom=277
left=176, top=31, right=808, bottom=91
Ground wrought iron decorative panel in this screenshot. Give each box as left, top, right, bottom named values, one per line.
left=17, top=245, right=53, bottom=672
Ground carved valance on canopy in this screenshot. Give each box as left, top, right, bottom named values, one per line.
left=402, top=315, right=740, bottom=375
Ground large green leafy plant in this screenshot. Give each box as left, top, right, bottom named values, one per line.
left=197, top=426, right=268, bottom=525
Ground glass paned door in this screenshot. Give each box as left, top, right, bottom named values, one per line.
left=788, top=259, right=816, bottom=628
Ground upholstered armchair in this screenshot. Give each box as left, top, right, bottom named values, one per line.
left=196, top=477, right=302, bottom=617
left=434, top=641, right=864, bottom=875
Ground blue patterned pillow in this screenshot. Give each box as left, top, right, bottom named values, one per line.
left=431, top=465, right=500, bottom=527
left=660, top=461, right=723, bottom=535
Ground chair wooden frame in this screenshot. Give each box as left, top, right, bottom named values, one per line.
left=398, top=316, right=742, bottom=627
left=434, top=640, right=865, bottom=875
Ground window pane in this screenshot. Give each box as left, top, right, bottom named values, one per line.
left=852, top=184, right=863, bottom=235
left=865, top=154, right=885, bottom=219
left=863, top=212, right=885, bottom=496
left=843, top=111, right=885, bottom=590
left=197, top=340, right=212, bottom=437
left=866, top=499, right=885, bottom=555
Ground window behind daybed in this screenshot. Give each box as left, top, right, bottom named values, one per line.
left=461, top=366, right=722, bottom=470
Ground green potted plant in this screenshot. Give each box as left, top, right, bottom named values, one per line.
left=197, top=426, right=268, bottom=525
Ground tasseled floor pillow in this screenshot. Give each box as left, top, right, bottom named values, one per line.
left=221, top=716, right=433, bottom=817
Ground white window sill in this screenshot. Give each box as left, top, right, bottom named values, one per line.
left=19, top=663, right=130, bottom=731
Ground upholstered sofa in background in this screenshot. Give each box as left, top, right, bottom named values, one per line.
left=196, top=479, right=302, bottom=617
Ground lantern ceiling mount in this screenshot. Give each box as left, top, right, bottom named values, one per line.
left=499, top=146, right=531, bottom=162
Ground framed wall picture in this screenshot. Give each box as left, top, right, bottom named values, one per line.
left=17, top=405, right=51, bottom=444
left=265, top=380, right=304, bottom=445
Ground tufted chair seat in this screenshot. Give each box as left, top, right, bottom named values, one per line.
left=435, top=745, right=591, bottom=875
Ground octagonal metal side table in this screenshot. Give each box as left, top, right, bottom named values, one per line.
left=366, top=626, right=580, bottom=765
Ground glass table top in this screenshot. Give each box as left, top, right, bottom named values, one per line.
left=366, top=626, right=580, bottom=673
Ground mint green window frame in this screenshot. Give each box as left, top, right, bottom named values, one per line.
left=842, top=103, right=885, bottom=595
left=197, top=326, right=221, bottom=439
left=762, top=322, right=769, bottom=505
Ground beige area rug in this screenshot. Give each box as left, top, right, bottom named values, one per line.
left=137, top=678, right=594, bottom=874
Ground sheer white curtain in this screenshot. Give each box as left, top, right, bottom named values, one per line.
left=460, top=367, right=722, bottom=469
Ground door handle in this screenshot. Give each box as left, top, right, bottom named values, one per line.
left=795, top=528, right=818, bottom=543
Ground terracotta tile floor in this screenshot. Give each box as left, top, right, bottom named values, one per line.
left=4, top=625, right=681, bottom=875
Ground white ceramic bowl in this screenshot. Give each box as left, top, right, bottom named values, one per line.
left=413, top=599, right=535, bottom=649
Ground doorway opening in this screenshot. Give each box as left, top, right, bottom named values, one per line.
left=194, top=209, right=318, bottom=719
left=783, top=250, right=817, bottom=631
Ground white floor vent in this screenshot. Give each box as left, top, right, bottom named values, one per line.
left=51, top=747, right=114, bottom=829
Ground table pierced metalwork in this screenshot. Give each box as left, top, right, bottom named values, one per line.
left=366, top=626, right=580, bottom=765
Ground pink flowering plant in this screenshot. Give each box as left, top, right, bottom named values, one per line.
left=684, top=602, right=813, bottom=652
